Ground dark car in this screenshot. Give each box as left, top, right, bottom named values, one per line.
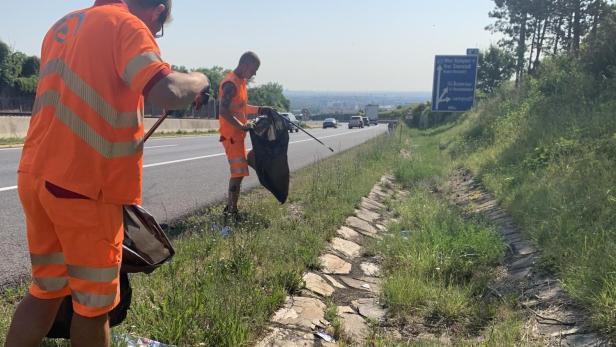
left=323, top=118, right=338, bottom=129
left=362, top=117, right=370, bottom=127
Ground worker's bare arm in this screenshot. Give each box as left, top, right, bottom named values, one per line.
left=147, top=71, right=209, bottom=110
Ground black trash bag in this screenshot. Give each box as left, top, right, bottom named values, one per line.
left=46, top=272, right=132, bottom=338
left=121, top=204, right=175, bottom=274
left=249, top=114, right=290, bottom=204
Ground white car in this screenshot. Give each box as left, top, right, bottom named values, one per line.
left=279, top=112, right=300, bottom=133
left=348, top=116, right=364, bottom=129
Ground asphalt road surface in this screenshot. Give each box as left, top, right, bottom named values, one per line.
left=0, top=124, right=386, bottom=286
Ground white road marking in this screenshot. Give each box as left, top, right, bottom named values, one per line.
left=143, top=126, right=380, bottom=169
left=0, top=126, right=383, bottom=191
left=145, top=144, right=178, bottom=150
left=0, top=147, right=22, bottom=151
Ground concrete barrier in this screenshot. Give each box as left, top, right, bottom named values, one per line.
left=0, top=115, right=219, bottom=139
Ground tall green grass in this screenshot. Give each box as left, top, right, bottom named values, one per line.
left=367, top=130, right=534, bottom=346
left=446, top=56, right=616, bottom=337
left=0, top=131, right=402, bottom=346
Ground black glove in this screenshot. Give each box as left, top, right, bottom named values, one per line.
left=258, top=106, right=276, bottom=116
left=194, top=85, right=211, bottom=111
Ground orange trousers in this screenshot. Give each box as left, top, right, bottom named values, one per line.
left=220, top=133, right=249, bottom=178
left=18, top=172, right=123, bottom=317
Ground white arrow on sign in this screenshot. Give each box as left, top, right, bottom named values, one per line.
left=435, top=65, right=450, bottom=110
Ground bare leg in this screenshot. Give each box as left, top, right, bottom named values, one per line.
left=4, top=293, right=64, bottom=347
left=70, top=312, right=110, bottom=347
left=228, top=177, right=244, bottom=212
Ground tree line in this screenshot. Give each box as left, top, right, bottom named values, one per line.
left=0, top=39, right=289, bottom=115
left=478, top=0, right=615, bottom=94
left=0, top=40, right=40, bottom=97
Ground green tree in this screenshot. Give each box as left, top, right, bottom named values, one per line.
left=21, top=56, right=40, bottom=77
left=477, top=45, right=516, bottom=94
left=192, top=66, right=229, bottom=99
left=248, top=83, right=290, bottom=111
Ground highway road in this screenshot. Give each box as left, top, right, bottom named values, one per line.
left=0, top=124, right=386, bottom=286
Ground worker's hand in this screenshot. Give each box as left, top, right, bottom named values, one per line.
left=242, top=120, right=257, bottom=132
left=258, top=106, right=276, bottom=116
left=193, top=85, right=211, bottom=111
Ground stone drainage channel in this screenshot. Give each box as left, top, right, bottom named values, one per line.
left=256, top=175, right=401, bottom=346
left=447, top=170, right=607, bottom=347
left=255, top=170, right=610, bottom=346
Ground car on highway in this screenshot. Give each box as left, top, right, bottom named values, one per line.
left=348, top=116, right=364, bottom=129
left=362, top=116, right=370, bottom=127
left=280, top=112, right=300, bottom=133
left=322, top=118, right=338, bottom=129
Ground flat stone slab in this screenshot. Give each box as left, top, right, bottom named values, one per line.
left=323, top=274, right=346, bottom=289
left=330, top=237, right=362, bottom=259
left=338, top=307, right=369, bottom=342
left=362, top=197, right=385, bottom=210
left=351, top=298, right=387, bottom=322
left=271, top=296, right=328, bottom=330
left=340, top=276, right=380, bottom=294
left=256, top=327, right=316, bottom=347
left=303, top=273, right=335, bottom=297
left=320, top=254, right=352, bottom=275
left=346, top=216, right=378, bottom=235
left=337, top=226, right=364, bottom=244
left=355, top=209, right=380, bottom=223
left=360, top=262, right=381, bottom=277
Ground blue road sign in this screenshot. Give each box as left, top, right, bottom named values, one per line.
left=432, top=55, right=479, bottom=112
left=466, top=48, right=480, bottom=56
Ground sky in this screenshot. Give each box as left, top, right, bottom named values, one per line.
left=1, top=0, right=501, bottom=92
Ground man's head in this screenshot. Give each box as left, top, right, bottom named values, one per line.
left=235, top=52, right=261, bottom=80
left=125, top=0, right=172, bottom=37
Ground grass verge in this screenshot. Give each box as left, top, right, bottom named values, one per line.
left=368, top=128, right=533, bottom=346
left=0, top=137, right=24, bottom=146
left=0, top=129, right=400, bottom=346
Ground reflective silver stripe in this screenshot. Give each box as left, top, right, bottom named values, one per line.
left=122, top=52, right=162, bottom=86
left=35, top=90, right=143, bottom=158
left=68, top=264, right=119, bottom=283
left=71, top=290, right=116, bottom=308
left=33, top=277, right=68, bottom=291
left=38, top=59, right=141, bottom=128
left=230, top=167, right=249, bottom=174
left=30, top=252, right=65, bottom=266
left=228, top=158, right=247, bottom=165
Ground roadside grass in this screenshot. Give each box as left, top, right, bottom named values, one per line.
left=0, top=129, right=219, bottom=147
left=0, top=129, right=400, bottom=345
left=367, top=128, right=532, bottom=346
left=152, top=129, right=218, bottom=137
left=443, top=60, right=616, bottom=338
left=0, top=137, right=24, bottom=146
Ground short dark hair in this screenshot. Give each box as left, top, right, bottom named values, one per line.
left=136, top=0, right=173, bottom=23
left=239, top=51, right=261, bottom=67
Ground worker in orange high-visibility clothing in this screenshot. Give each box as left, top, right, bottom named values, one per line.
left=4, top=1, right=210, bottom=346
left=215, top=52, right=275, bottom=221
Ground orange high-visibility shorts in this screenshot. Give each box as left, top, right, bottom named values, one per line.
left=18, top=172, right=123, bottom=318
left=220, top=133, right=249, bottom=178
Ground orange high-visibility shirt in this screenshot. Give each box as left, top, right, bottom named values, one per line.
left=218, top=71, right=259, bottom=140
left=19, top=0, right=171, bottom=205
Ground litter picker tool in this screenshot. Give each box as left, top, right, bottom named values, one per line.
left=273, top=111, right=335, bottom=152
